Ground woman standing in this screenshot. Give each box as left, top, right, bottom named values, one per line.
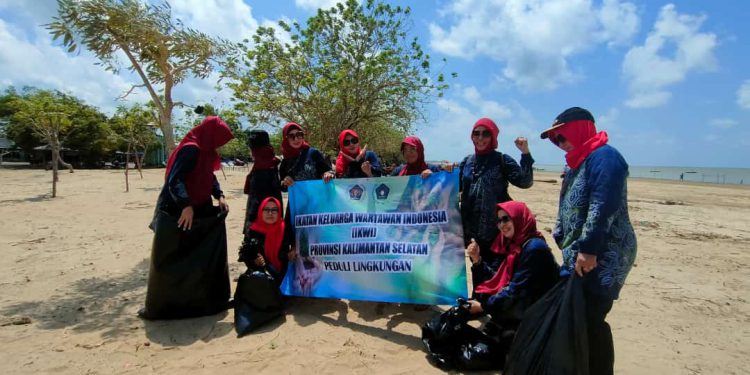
left=541, top=107, right=636, bottom=375
left=243, top=130, right=282, bottom=232
left=335, top=129, right=382, bottom=178
left=140, top=116, right=234, bottom=320
left=390, top=136, right=447, bottom=177
left=459, top=118, right=534, bottom=270
left=279, top=122, right=335, bottom=246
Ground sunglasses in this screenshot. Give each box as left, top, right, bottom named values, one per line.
left=472, top=130, right=492, bottom=138
left=496, top=215, right=511, bottom=225
left=262, top=207, right=279, bottom=213
left=342, top=137, right=359, bottom=147
left=550, top=132, right=567, bottom=146
left=287, top=131, right=305, bottom=140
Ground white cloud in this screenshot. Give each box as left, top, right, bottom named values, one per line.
left=0, top=18, right=148, bottom=114
left=738, top=80, right=750, bottom=109
left=622, top=4, right=717, bottom=109
left=429, top=0, right=639, bottom=91
left=170, top=0, right=258, bottom=42
left=294, top=0, right=348, bottom=12
left=709, top=119, right=737, bottom=129
left=416, top=85, right=545, bottom=163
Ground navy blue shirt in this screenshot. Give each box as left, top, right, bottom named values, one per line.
left=158, top=146, right=223, bottom=216
left=389, top=163, right=442, bottom=176
left=473, top=237, right=559, bottom=321
left=341, top=150, right=383, bottom=178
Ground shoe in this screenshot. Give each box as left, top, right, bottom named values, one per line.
left=137, top=307, right=150, bottom=320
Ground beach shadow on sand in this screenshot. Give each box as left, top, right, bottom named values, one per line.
left=0, top=259, right=151, bottom=339
left=285, top=297, right=434, bottom=351
left=0, top=258, right=236, bottom=344
left=0, top=194, right=53, bottom=204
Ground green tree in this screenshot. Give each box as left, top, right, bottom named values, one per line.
left=3, top=86, right=113, bottom=167
left=9, top=89, right=77, bottom=197
left=110, top=103, right=159, bottom=191
left=47, top=0, right=232, bottom=153
left=222, top=0, right=452, bottom=156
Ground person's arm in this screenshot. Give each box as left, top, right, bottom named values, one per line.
left=166, top=146, right=199, bottom=209
left=390, top=165, right=403, bottom=176
left=238, top=232, right=263, bottom=269
left=567, top=151, right=628, bottom=257
left=480, top=242, right=552, bottom=316
left=279, top=158, right=291, bottom=192
left=366, top=151, right=382, bottom=177
left=502, top=153, right=534, bottom=189
left=311, top=149, right=333, bottom=177
left=211, top=174, right=224, bottom=200
left=471, top=252, right=505, bottom=286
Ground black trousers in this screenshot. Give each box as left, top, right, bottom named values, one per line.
left=585, top=290, right=615, bottom=375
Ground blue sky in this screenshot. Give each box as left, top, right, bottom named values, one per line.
left=1, top=0, right=748, bottom=167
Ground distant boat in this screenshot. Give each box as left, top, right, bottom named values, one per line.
left=649, top=170, right=660, bottom=173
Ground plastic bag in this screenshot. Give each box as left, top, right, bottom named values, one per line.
left=504, top=275, right=589, bottom=375
left=422, top=299, right=505, bottom=370
left=142, top=209, right=230, bottom=320
left=234, top=270, right=283, bottom=337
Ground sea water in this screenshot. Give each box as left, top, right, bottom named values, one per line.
left=534, top=164, right=750, bottom=185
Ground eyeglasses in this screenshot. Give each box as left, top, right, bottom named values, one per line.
left=496, top=215, right=511, bottom=225
left=472, top=130, right=492, bottom=138
left=287, top=131, right=305, bottom=140
left=342, top=137, right=359, bottom=147
left=262, top=207, right=279, bottom=213
left=550, top=132, right=567, bottom=146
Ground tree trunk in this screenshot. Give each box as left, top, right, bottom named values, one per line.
left=51, top=141, right=59, bottom=198
left=160, top=104, right=175, bottom=155
left=125, top=143, right=130, bottom=192
left=56, top=149, right=74, bottom=173
left=136, top=146, right=145, bottom=179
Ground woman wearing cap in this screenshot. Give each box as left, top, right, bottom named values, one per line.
left=390, top=136, right=450, bottom=177
left=335, top=129, right=382, bottom=178
left=243, top=130, right=282, bottom=233
left=466, top=201, right=559, bottom=352
left=541, top=107, right=636, bottom=375
left=140, top=116, right=234, bottom=320
left=459, top=118, right=534, bottom=275
left=239, top=197, right=295, bottom=286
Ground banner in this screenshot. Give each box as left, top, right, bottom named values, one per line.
left=280, top=171, right=468, bottom=305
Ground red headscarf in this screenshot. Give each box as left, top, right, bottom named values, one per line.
left=399, top=136, right=429, bottom=176
left=472, top=118, right=499, bottom=155
left=335, top=129, right=362, bottom=177
left=251, top=146, right=279, bottom=170
left=548, top=120, right=608, bottom=170
left=165, top=116, right=234, bottom=206
left=248, top=197, right=285, bottom=271
left=281, top=122, right=310, bottom=159
left=475, top=201, right=544, bottom=295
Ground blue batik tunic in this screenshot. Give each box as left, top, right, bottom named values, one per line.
left=554, top=144, right=637, bottom=300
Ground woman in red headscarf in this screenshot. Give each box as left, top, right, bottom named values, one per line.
left=140, top=115, right=235, bottom=321
left=335, top=129, right=382, bottom=178
left=239, top=197, right=295, bottom=286
left=459, top=118, right=535, bottom=275
left=466, top=201, right=558, bottom=337
left=390, top=136, right=452, bottom=178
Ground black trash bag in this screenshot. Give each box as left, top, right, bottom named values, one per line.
left=456, top=325, right=505, bottom=371
left=422, top=299, right=505, bottom=370
left=233, top=270, right=283, bottom=337
left=504, top=275, right=589, bottom=375
left=142, top=208, right=231, bottom=320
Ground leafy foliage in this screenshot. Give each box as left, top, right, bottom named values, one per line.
left=222, top=0, right=452, bottom=157
left=46, top=0, right=233, bottom=152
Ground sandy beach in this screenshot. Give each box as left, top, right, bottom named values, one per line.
left=0, top=166, right=748, bottom=374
